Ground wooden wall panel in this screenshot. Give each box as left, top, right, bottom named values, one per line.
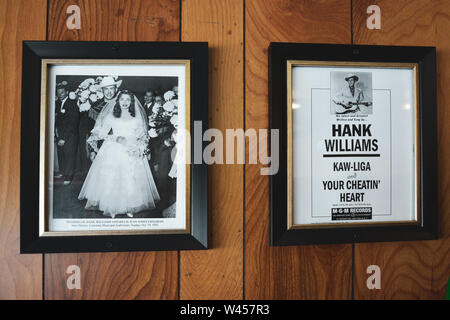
left=353, top=0, right=450, bottom=299
left=1, top=0, right=448, bottom=301
left=180, top=0, right=244, bottom=299
left=45, top=252, right=177, bottom=299
left=245, top=0, right=353, bottom=299
left=48, top=0, right=180, bottom=41
left=44, top=0, right=180, bottom=300
left=0, top=0, right=46, bottom=300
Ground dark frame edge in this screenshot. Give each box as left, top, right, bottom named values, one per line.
left=269, top=42, right=439, bottom=247
left=418, top=46, right=438, bottom=239
left=20, top=41, right=209, bottom=253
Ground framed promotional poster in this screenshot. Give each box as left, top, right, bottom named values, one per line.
left=269, top=43, right=438, bottom=246
left=20, top=41, right=208, bottom=253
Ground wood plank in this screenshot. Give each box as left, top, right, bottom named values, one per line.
left=45, top=252, right=177, bottom=299
left=245, top=0, right=353, bottom=299
left=48, top=0, right=180, bottom=41
left=180, top=0, right=244, bottom=299
left=0, top=0, right=46, bottom=300
left=44, top=0, right=180, bottom=300
left=353, top=0, right=450, bottom=299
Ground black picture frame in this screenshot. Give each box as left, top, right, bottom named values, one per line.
left=269, top=42, right=438, bottom=246
left=20, top=41, right=208, bottom=253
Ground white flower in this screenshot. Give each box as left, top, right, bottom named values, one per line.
left=79, top=82, right=89, bottom=90
left=148, top=128, right=158, bottom=138
left=89, top=84, right=97, bottom=93
left=79, top=101, right=91, bottom=112
left=170, top=115, right=178, bottom=126
left=149, top=121, right=156, bottom=127
left=152, top=103, right=162, bottom=113
left=95, top=76, right=103, bottom=83
left=80, top=90, right=90, bottom=98
left=79, top=90, right=90, bottom=102
left=164, top=90, right=176, bottom=101
left=68, top=91, right=77, bottom=100
left=79, top=78, right=95, bottom=90
left=172, top=99, right=178, bottom=107
left=60, top=109, right=66, bottom=114
left=89, top=93, right=98, bottom=103
left=163, top=101, right=175, bottom=112
left=96, top=91, right=104, bottom=100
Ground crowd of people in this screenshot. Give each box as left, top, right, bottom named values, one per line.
left=54, top=76, right=179, bottom=218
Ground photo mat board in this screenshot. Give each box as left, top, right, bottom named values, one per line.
left=41, top=60, right=191, bottom=236
left=289, top=62, right=419, bottom=228
left=269, top=42, right=437, bottom=246
left=21, top=41, right=208, bottom=253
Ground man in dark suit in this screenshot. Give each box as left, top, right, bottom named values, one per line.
left=55, top=82, right=79, bottom=185
left=151, top=126, right=176, bottom=209
left=143, top=89, right=155, bottom=118
left=77, top=103, right=95, bottom=176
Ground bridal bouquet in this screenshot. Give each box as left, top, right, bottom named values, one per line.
left=126, top=143, right=148, bottom=159
left=115, top=135, right=150, bottom=159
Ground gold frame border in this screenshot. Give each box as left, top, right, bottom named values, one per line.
left=39, top=59, right=191, bottom=237
left=287, top=60, right=421, bottom=230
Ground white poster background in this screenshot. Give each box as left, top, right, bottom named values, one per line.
left=292, top=66, right=416, bottom=225
left=46, top=63, right=187, bottom=232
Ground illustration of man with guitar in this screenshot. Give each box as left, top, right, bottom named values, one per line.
left=332, top=73, right=373, bottom=114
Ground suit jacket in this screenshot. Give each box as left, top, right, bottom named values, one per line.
left=55, top=98, right=80, bottom=142
left=79, top=103, right=95, bottom=136
left=143, top=101, right=155, bottom=118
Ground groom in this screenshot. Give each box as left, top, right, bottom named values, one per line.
left=89, top=76, right=122, bottom=161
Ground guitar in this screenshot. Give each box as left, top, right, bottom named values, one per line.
left=334, top=101, right=373, bottom=114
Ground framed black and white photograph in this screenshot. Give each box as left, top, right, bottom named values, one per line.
left=330, top=71, right=373, bottom=115
left=20, top=41, right=208, bottom=253
left=269, top=43, right=438, bottom=246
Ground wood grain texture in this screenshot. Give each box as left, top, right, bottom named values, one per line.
left=0, top=0, right=46, bottom=300
left=48, top=0, right=180, bottom=41
left=44, top=0, right=180, bottom=300
left=3, top=0, right=448, bottom=301
left=353, top=0, right=450, bottom=299
left=45, top=252, right=177, bottom=299
left=245, top=0, right=353, bottom=299
left=180, top=0, right=244, bottom=299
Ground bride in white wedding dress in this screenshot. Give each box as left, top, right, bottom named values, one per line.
left=78, top=90, right=160, bottom=218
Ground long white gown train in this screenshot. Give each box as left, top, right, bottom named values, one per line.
left=79, top=115, right=159, bottom=218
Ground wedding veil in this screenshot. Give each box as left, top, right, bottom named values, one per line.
left=87, top=91, right=149, bottom=152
